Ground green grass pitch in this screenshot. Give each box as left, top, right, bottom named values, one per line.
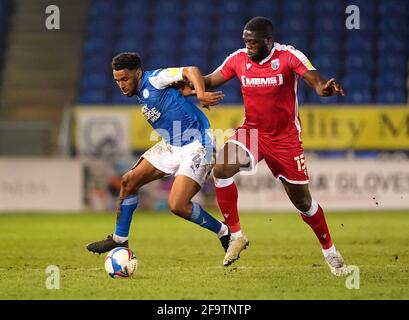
left=0, top=211, right=408, bottom=300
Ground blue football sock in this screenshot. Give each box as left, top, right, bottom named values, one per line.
left=190, top=202, right=222, bottom=234
left=115, top=195, right=138, bottom=237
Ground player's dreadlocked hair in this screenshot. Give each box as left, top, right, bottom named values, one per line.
left=244, top=17, right=274, bottom=37
left=112, top=52, right=142, bottom=70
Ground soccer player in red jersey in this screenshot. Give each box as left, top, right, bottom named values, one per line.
left=205, top=17, right=347, bottom=275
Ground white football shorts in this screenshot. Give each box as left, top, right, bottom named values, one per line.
left=135, top=139, right=214, bottom=187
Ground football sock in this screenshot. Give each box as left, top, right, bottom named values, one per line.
left=190, top=202, right=225, bottom=236
left=231, top=230, right=243, bottom=239
left=214, top=177, right=241, bottom=233
left=322, top=244, right=337, bottom=257
left=300, top=199, right=333, bottom=249
left=114, top=195, right=138, bottom=241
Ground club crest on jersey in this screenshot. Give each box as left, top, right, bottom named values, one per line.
left=143, top=89, right=150, bottom=98
left=271, top=59, right=280, bottom=70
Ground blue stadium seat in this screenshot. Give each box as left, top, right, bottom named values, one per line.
left=345, top=53, right=375, bottom=72
left=110, top=89, right=136, bottom=105
left=378, top=55, right=408, bottom=72
left=178, top=54, right=209, bottom=72
left=344, top=89, right=373, bottom=104
left=185, top=18, right=210, bottom=32
left=78, top=0, right=409, bottom=105
left=376, top=90, right=407, bottom=104
left=212, top=37, right=243, bottom=54
left=120, top=0, right=150, bottom=18
left=182, top=37, right=208, bottom=52
left=314, top=0, right=346, bottom=14
left=117, top=19, right=148, bottom=37
left=309, top=93, right=339, bottom=104
left=282, top=16, right=311, bottom=34
left=145, top=52, right=177, bottom=70
left=280, top=33, right=309, bottom=51
left=283, top=0, right=311, bottom=15
left=380, top=17, right=409, bottom=36
left=343, top=73, right=372, bottom=91
left=114, top=37, right=145, bottom=53
left=183, top=1, right=212, bottom=16
left=89, top=0, right=115, bottom=17
left=346, top=34, right=375, bottom=55
left=80, top=72, right=110, bottom=90
left=314, top=17, right=344, bottom=35
left=153, top=0, right=183, bottom=16
left=215, top=17, right=243, bottom=35
left=378, top=34, right=408, bottom=55
left=376, top=73, right=407, bottom=91
left=219, top=0, right=245, bottom=16
left=149, top=36, right=179, bottom=52
left=312, top=36, right=341, bottom=55
left=248, top=0, right=279, bottom=18
left=313, top=55, right=341, bottom=74
left=220, top=88, right=241, bottom=104
left=379, top=0, right=409, bottom=17
left=78, top=89, right=107, bottom=104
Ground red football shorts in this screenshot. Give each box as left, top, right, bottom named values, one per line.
left=226, top=127, right=309, bottom=184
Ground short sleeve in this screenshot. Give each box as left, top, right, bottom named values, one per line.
left=216, top=51, right=238, bottom=81
left=287, top=47, right=316, bottom=77
left=149, top=67, right=184, bottom=89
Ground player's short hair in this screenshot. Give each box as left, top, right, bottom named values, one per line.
left=112, top=52, right=141, bottom=70
left=244, top=17, right=274, bottom=37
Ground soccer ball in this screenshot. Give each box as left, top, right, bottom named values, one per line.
left=104, top=247, right=138, bottom=278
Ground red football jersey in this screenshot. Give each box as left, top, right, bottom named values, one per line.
left=218, top=42, right=316, bottom=145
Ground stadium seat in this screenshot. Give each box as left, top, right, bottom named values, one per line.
left=153, top=0, right=183, bottom=16
left=110, top=89, right=136, bottom=105
left=346, top=34, right=375, bottom=56
left=378, top=35, right=408, bottom=55
left=312, top=36, right=341, bottom=55
left=345, top=53, right=376, bottom=72
left=313, top=0, right=346, bottom=14
left=343, top=73, right=372, bottom=90
left=313, top=55, right=341, bottom=74
left=78, top=89, right=107, bottom=104
left=309, top=93, right=339, bottom=104
left=376, top=90, right=407, bottom=104
left=344, top=89, right=373, bottom=104
left=376, top=73, right=407, bottom=91
left=78, top=0, right=409, bottom=106
left=314, top=17, right=344, bottom=35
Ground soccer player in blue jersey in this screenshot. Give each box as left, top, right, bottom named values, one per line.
left=86, top=52, right=231, bottom=256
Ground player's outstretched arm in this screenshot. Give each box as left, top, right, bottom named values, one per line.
left=204, top=70, right=229, bottom=90
left=183, top=67, right=224, bottom=108
left=303, top=70, right=345, bottom=97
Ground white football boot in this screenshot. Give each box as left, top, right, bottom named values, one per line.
left=223, top=235, right=249, bottom=267
left=324, top=250, right=349, bottom=276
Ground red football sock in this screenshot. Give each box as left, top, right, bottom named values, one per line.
left=300, top=204, right=333, bottom=249
left=215, top=180, right=241, bottom=233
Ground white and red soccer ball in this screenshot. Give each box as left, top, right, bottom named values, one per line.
left=104, top=247, right=138, bottom=278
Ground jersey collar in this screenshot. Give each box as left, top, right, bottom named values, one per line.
left=257, top=44, right=276, bottom=65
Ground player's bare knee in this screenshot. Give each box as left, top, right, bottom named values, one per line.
left=213, top=164, right=237, bottom=179
left=293, top=197, right=312, bottom=212
left=167, top=198, right=190, bottom=217
left=121, top=172, right=139, bottom=195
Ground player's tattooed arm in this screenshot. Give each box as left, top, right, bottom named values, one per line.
left=182, top=67, right=225, bottom=109
left=303, top=70, right=345, bottom=97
